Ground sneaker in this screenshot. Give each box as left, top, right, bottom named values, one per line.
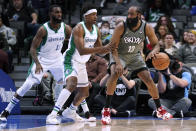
left=0, top=110, right=9, bottom=122
left=152, top=110, right=157, bottom=118
left=84, top=111, right=96, bottom=122
left=46, top=114, right=60, bottom=125
left=62, top=108, right=85, bottom=122
left=126, top=110, right=136, bottom=117
left=101, top=108, right=111, bottom=125
left=156, top=106, right=173, bottom=120
left=173, top=110, right=184, bottom=118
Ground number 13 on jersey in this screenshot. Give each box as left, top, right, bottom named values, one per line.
left=128, top=46, right=135, bottom=53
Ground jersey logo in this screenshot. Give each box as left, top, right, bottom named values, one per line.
left=48, top=37, right=65, bottom=42
left=124, top=37, right=142, bottom=44
left=85, top=37, right=97, bottom=43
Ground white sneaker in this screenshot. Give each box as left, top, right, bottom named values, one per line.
left=46, top=114, right=60, bottom=125
left=62, top=108, right=85, bottom=122
left=85, top=116, right=96, bottom=122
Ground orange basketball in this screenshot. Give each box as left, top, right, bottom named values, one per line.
left=152, top=52, right=170, bottom=70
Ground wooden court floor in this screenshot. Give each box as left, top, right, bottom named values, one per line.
left=1, top=115, right=196, bottom=131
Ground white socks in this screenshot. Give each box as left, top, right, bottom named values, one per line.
left=51, top=88, right=71, bottom=115
left=81, top=99, right=89, bottom=113
left=5, top=96, right=20, bottom=113
left=70, top=103, right=77, bottom=110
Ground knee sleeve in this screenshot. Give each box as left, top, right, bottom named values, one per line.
left=16, top=78, right=39, bottom=97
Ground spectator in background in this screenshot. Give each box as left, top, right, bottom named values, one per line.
left=0, top=49, right=9, bottom=74
left=0, top=14, right=16, bottom=47
left=148, top=59, right=192, bottom=118
left=100, top=21, right=112, bottom=61
left=176, top=31, right=189, bottom=48
left=145, top=0, right=172, bottom=22
left=86, top=54, right=108, bottom=110
left=112, top=0, right=127, bottom=15
left=163, top=33, right=178, bottom=56
left=0, top=14, right=16, bottom=72
left=154, top=16, right=177, bottom=40
left=30, top=0, right=50, bottom=24
left=100, top=21, right=111, bottom=46
left=156, top=25, right=169, bottom=49
left=94, top=66, right=141, bottom=117
left=176, top=31, right=196, bottom=71
left=6, top=0, right=39, bottom=37
left=176, top=0, right=191, bottom=9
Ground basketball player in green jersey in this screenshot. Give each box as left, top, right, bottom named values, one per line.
left=101, top=6, right=173, bottom=125
left=0, top=5, right=72, bottom=122
left=46, top=3, right=114, bottom=124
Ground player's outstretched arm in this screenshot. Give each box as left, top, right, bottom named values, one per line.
left=30, top=26, right=46, bottom=73
left=109, top=22, right=124, bottom=64
left=109, top=21, right=124, bottom=75
left=145, top=24, right=160, bottom=60
left=73, top=24, right=111, bottom=55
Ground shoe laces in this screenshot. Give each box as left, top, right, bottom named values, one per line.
left=158, top=107, right=167, bottom=115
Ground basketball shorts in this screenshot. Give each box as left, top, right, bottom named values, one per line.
left=64, top=60, right=89, bottom=87
left=28, top=56, right=64, bottom=84
left=109, top=53, right=147, bottom=72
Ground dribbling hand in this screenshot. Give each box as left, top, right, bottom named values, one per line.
left=146, top=50, right=158, bottom=61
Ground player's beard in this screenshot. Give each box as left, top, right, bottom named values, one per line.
left=126, top=16, right=138, bottom=29
left=52, top=16, right=62, bottom=24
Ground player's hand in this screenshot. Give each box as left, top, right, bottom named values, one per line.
left=146, top=50, right=158, bottom=61
left=115, top=63, right=123, bottom=76
left=160, top=68, right=171, bottom=76
left=103, top=43, right=116, bottom=52
left=35, top=63, right=43, bottom=74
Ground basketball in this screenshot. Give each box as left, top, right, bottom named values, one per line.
left=152, top=52, right=170, bottom=70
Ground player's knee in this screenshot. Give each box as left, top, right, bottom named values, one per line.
left=66, top=82, right=77, bottom=92
left=16, top=79, right=37, bottom=97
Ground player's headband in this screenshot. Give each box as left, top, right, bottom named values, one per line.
left=83, top=9, right=97, bottom=17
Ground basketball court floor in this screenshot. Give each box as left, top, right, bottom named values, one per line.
left=1, top=115, right=196, bottom=131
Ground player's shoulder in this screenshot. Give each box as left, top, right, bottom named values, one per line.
left=73, top=22, right=85, bottom=33
left=116, top=21, right=124, bottom=28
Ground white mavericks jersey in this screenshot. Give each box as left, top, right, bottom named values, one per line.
left=64, top=21, right=98, bottom=65
left=38, top=22, right=66, bottom=63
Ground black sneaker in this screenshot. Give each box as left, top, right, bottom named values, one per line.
left=152, top=110, right=158, bottom=118
left=0, top=110, right=9, bottom=122
left=84, top=111, right=96, bottom=122
left=173, top=110, right=184, bottom=118
left=84, top=111, right=90, bottom=119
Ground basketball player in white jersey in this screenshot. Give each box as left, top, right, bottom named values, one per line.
left=46, top=3, right=114, bottom=124
left=0, top=5, right=72, bottom=122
